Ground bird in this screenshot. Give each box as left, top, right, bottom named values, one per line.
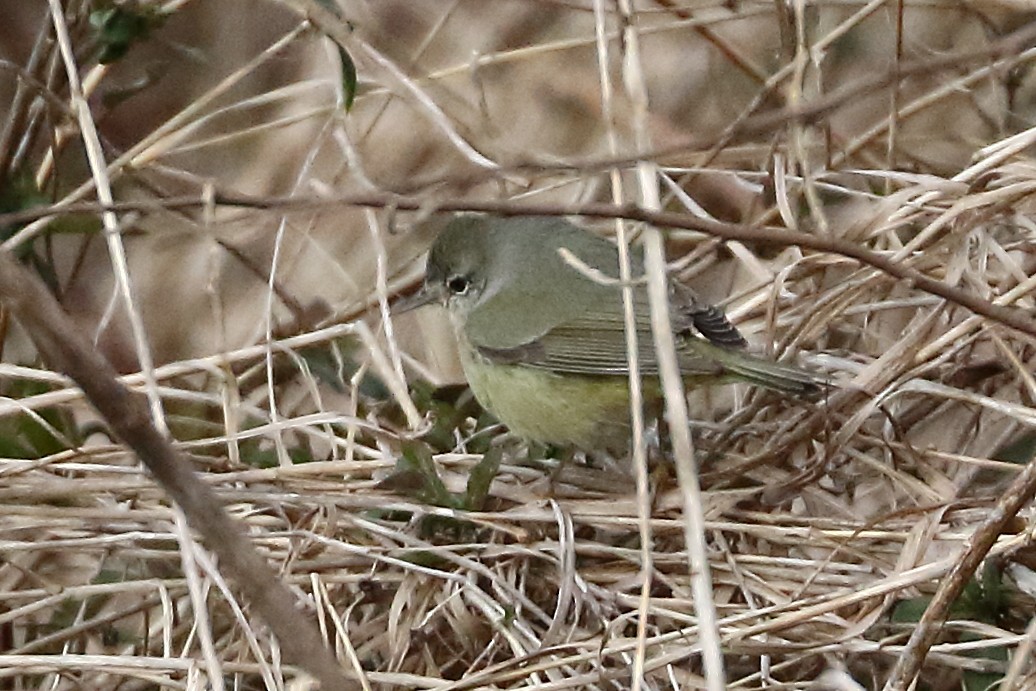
left=400, top=214, right=821, bottom=453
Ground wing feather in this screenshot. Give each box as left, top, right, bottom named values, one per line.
left=475, top=308, right=726, bottom=377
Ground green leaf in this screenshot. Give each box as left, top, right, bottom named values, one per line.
left=406, top=380, right=494, bottom=453
left=398, top=549, right=449, bottom=569
left=0, top=171, right=49, bottom=255
left=337, top=46, right=357, bottom=111
left=962, top=670, right=1004, bottom=691
left=89, top=2, right=167, bottom=64
left=961, top=615, right=1009, bottom=691
left=378, top=440, right=460, bottom=508
left=951, top=562, right=1006, bottom=625
left=298, top=339, right=388, bottom=398
left=0, top=379, right=80, bottom=458
left=464, top=446, right=500, bottom=510
left=992, top=430, right=1036, bottom=465
left=236, top=441, right=313, bottom=468
left=307, top=0, right=357, bottom=111
left=890, top=596, right=930, bottom=624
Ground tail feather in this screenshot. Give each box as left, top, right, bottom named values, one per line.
left=688, top=339, right=825, bottom=397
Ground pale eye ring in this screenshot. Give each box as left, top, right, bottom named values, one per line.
left=446, top=274, right=470, bottom=295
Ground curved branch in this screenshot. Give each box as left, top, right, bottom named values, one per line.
left=3, top=193, right=1034, bottom=338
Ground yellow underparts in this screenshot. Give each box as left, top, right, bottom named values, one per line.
left=459, top=347, right=638, bottom=452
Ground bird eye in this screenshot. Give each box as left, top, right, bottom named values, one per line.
left=446, top=275, right=470, bottom=295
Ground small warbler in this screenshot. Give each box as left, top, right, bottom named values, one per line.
left=400, top=215, right=820, bottom=453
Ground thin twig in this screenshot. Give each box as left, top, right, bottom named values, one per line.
left=617, top=1, right=726, bottom=688
left=46, top=0, right=167, bottom=431
left=6, top=192, right=1031, bottom=338
left=591, top=1, right=655, bottom=688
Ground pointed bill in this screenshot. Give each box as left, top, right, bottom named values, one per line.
left=392, top=284, right=439, bottom=314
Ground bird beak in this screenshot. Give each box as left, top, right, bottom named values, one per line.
left=392, top=282, right=439, bottom=314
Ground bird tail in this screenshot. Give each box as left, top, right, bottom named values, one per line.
left=690, top=339, right=826, bottom=397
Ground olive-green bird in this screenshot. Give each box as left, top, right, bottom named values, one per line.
left=401, top=215, right=821, bottom=453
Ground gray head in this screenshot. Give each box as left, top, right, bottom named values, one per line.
left=422, top=216, right=495, bottom=317
left=417, top=215, right=626, bottom=313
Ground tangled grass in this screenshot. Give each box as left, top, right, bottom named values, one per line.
left=0, top=1, right=1035, bottom=689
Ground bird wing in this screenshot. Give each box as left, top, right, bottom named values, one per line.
left=462, top=260, right=821, bottom=393
left=470, top=309, right=822, bottom=397
left=463, top=263, right=743, bottom=377
left=471, top=307, right=727, bottom=377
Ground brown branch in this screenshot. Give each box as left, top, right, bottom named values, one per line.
left=11, top=192, right=1033, bottom=339
left=3, top=193, right=1034, bottom=338
left=881, top=454, right=1036, bottom=690
left=0, top=250, right=355, bottom=690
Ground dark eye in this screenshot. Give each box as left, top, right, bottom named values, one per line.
left=446, top=275, right=470, bottom=295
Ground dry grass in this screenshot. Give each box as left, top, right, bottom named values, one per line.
left=1, top=0, right=1036, bottom=689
